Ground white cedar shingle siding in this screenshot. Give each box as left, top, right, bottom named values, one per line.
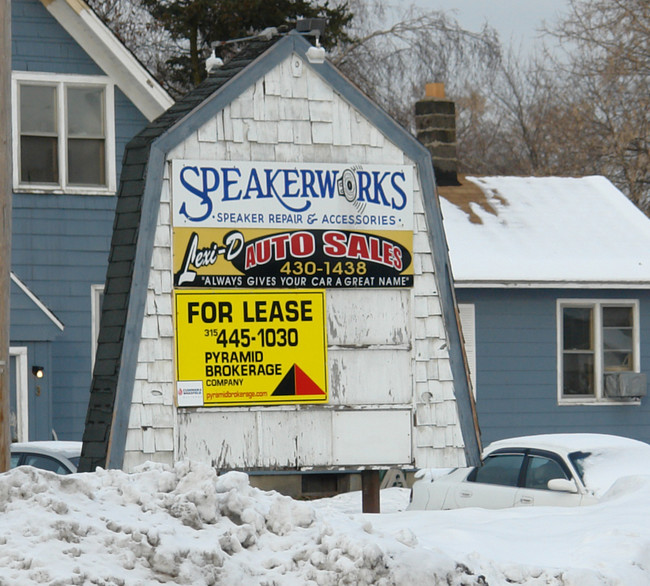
left=121, top=53, right=467, bottom=471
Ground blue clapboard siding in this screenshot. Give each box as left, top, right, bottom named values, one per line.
left=16, top=341, right=54, bottom=441
left=12, top=195, right=117, bottom=440
left=10, top=279, right=62, bottom=342
left=11, top=0, right=150, bottom=440
left=12, top=0, right=103, bottom=75
left=457, top=288, right=650, bottom=446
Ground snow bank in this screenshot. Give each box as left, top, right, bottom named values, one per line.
left=0, top=462, right=478, bottom=585
left=2, top=461, right=650, bottom=585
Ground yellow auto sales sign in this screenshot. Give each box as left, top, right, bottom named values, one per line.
left=174, top=290, right=328, bottom=407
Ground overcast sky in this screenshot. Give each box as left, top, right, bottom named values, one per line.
left=413, top=0, right=570, bottom=53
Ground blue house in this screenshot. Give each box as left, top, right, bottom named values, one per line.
left=438, top=174, right=650, bottom=445
left=9, top=0, right=173, bottom=442
left=414, top=87, right=650, bottom=447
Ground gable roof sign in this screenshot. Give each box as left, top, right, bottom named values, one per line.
left=439, top=175, right=650, bottom=288
left=80, top=31, right=481, bottom=472
left=41, top=0, right=174, bottom=121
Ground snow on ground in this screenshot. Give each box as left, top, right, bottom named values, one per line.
left=1, top=461, right=650, bottom=585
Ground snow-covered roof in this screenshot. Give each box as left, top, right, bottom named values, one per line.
left=439, top=175, right=650, bottom=288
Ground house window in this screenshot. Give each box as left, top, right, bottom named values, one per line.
left=12, top=72, right=116, bottom=194
left=558, top=300, right=639, bottom=402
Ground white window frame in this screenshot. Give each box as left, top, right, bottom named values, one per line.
left=12, top=71, right=116, bottom=195
left=91, top=283, right=105, bottom=371
left=557, top=299, right=640, bottom=405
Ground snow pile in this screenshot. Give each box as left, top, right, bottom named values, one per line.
left=0, top=462, right=476, bottom=585
left=2, top=460, right=650, bottom=585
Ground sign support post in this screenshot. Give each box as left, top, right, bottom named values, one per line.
left=362, top=470, right=380, bottom=513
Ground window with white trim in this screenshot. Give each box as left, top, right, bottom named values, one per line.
left=558, top=300, right=639, bottom=402
left=12, top=72, right=116, bottom=194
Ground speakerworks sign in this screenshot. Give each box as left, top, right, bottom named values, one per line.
left=171, top=160, right=413, bottom=231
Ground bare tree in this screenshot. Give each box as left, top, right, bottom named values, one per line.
left=330, top=0, right=502, bottom=130
left=549, top=0, right=650, bottom=210
left=88, top=0, right=174, bottom=67
left=87, top=0, right=504, bottom=126
left=453, top=50, right=552, bottom=177
left=457, top=0, right=649, bottom=210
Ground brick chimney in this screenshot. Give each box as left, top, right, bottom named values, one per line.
left=415, top=83, right=459, bottom=186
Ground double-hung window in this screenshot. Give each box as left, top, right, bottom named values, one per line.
left=12, top=72, right=116, bottom=194
left=558, top=300, right=639, bottom=403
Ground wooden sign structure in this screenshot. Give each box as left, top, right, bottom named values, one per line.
left=80, top=32, right=481, bottom=508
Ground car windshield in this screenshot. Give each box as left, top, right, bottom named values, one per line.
left=568, top=451, right=591, bottom=483
left=569, top=442, right=650, bottom=497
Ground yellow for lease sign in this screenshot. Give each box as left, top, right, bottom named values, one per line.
left=174, top=290, right=328, bottom=407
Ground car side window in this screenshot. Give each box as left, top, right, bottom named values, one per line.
left=22, top=454, right=71, bottom=475
left=467, top=454, right=525, bottom=487
left=524, top=455, right=568, bottom=490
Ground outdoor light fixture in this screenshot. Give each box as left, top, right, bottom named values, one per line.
left=210, top=21, right=326, bottom=66
left=208, top=26, right=280, bottom=72
left=296, top=18, right=327, bottom=64
left=306, top=44, right=326, bottom=64
left=32, top=366, right=44, bottom=378
left=205, top=49, right=224, bottom=73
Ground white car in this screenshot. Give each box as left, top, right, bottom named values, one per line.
left=408, top=433, right=650, bottom=510
left=10, top=441, right=82, bottom=475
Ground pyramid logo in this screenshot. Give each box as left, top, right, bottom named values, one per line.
left=271, top=364, right=326, bottom=397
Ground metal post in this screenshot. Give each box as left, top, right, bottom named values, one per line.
left=361, top=470, right=380, bottom=513
left=0, top=0, right=12, bottom=472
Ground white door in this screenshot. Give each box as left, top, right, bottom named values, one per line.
left=9, top=347, right=29, bottom=442
left=448, top=452, right=524, bottom=509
